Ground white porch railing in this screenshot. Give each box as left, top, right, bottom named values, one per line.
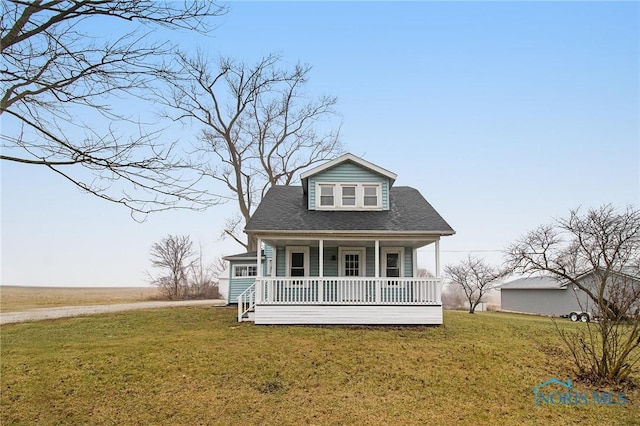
left=237, top=284, right=256, bottom=322
left=257, top=277, right=441, bottom=305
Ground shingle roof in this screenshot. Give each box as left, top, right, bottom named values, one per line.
left=223, top=250, right=264, bottom=261
left=499, top=276, right=565, bottom=290
left=245, top=185, right=455, bottom=234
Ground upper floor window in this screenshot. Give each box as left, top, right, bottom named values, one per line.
left=315, top=182, right=382, bottom=210
left=320, top=185, right=335, bottom=207
left=341, top=185, right=356, bottom=206
left=363, top=185, right=379, bottom=207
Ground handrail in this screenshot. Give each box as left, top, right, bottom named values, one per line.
left=237, top=283, right=256, bottom=322
left=257, top=277, right=441, bottom=305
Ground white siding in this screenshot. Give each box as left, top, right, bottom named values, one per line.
left=254, top=305, right=442, bottom=325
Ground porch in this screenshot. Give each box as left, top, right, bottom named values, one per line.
left=238, top=277, right=443, bottom=325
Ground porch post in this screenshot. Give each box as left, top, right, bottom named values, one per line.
left=256, top=238, right=262, bottom=303
left=318, top=239, right=324, bottom=302
left=435, top=239, right=440, bottom=278
left=375, top=240, right=381, bottom=303
left=435, top=238, right=441, bottom=304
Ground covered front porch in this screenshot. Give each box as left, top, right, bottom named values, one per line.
left=238, top=235, right=444, bottom=325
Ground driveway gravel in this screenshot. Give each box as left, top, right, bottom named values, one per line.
left=0, top=299, right=227, bottom=325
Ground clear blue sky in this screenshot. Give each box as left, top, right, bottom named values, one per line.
left=2, top=1, right=639, bottom=287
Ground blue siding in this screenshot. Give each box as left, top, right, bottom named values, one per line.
left=404, top=247, right=414, bottom=277
left=310, top=246, right=320, bottom=276
left=366, top=247, right=375, bottom=276
left=308, top=162, right=390, bottom=210
left=276, top=246, right=286, bottom=276
left=323, top=247, right=339, bottom=276
left=228, top=259, right=256, bottom=303
left=271, top=245, right=415, bottom=277
left=228, top=244, right=415, bottom=303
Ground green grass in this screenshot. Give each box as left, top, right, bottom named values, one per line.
left=1, top=308, right=638, bottom=425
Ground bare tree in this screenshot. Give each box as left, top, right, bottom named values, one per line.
left=416, top=268, right=434, bottom=278
left=1, top=1, right=226, bottom=215
left=187, top=245, right=222, bottom=299
left=161, top=53, right=342, bottom=250
left=441, top=283, right=466, bottom=310
left=444, top=256, right=507, bottom=314
left=506, top=204, right=640, bottom=384
left=149, top=235, right=195, bottom=300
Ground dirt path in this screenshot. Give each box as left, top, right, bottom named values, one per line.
left=0, top=299, right=227, bottom=325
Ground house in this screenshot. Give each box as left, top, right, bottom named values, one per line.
left=499, top=269, right=640, bottom=317
left=225, top=153, right=455, bottom=325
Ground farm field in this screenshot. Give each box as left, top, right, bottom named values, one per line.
left=0, top=286, right=160, bottom=312
left=1, top=308, right=638, bottom=425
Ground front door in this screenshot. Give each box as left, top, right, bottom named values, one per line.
left=341, top=249, right=364, bottom=277
left=339, top=249, right=366, bottom=302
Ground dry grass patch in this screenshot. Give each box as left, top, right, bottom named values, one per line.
left=0, top=286, right=160, bottom=312
left=1, top=309, right=638, bottom=425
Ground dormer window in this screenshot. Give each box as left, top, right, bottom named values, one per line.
left=319, top=185, right=335, bottom=206
left=315, top=182, right=382, bottom=210
left=363, top=185, right=379, bottom=206
left=341, top=185, right=356, bottom=206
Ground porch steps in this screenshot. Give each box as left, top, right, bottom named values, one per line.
left=237, top=283, right=256, bottom=322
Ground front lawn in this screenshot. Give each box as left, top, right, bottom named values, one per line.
left=1, top=308, right=638, bottom=425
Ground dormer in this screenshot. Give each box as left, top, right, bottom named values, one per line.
left=300, top=153, right=397, bottom=211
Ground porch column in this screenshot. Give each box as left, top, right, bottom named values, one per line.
left=375, top=240, right=381, bottom=303
left=256, top=238, right=262, bottom=303
left=435, top=239, right=440, bottom=278
left=318, top=239, right=324, bottom=302
left=435, top=238, right=441, bottom=304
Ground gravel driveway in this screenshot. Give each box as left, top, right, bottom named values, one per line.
left=0, top=299, right=227, bottom=325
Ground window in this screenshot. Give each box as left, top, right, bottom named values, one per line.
left=344, top=253, right=360, bottom=276
left=320, top=185, right=334, bottom=206
left=315, top=182, right=382, bottom=210
left=286, top=246, right=310, bottom=287
left=233, top=265, right=257, bottom=278
left=385, top=253, right=400, bottom=277
left=339, top=248, right=366, bottom=277
left=341, top=185, right=356, bottom=206
left=290, top=252, right=305, bottom=276
left=363, top=185, right=378, bottom=206
left=286, top=246, right=309, bottom=277
left=381, top=247, right=404, bottom=284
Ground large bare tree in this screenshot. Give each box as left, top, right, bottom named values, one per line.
left=161, top=53, right=342, bottom=251
left=444, top=256, right=507, bottom=314
left=1, top=1, right=226, bottom=215
left=506, top=204, right=640, bottom=384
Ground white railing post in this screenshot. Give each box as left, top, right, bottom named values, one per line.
left=435, top=239, right=441, bottom=278
left=375, top=240, right=381, bottom=303
left=318, top=239, right=324, bottom=303
left=255, top=238, right=263, bottom=303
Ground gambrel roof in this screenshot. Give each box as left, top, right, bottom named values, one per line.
left=245, top=185, right=455, bottom=235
